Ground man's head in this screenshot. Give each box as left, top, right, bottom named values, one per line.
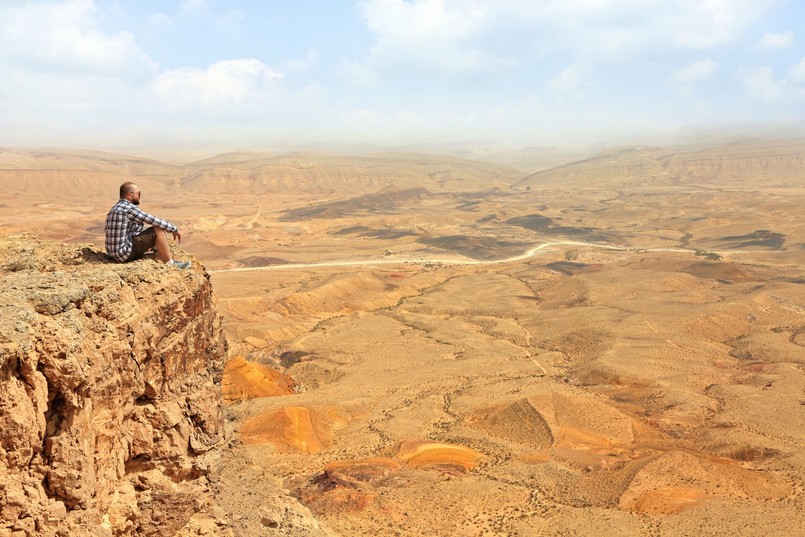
left=120, top=182, right=141, bottom=205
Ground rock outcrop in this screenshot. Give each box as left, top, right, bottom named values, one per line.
left=0, top=234, right=225, bottom=536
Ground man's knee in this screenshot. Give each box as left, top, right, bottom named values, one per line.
left=154, top=227, right=166, bottom=236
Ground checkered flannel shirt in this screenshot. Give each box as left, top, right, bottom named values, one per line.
left=105, top=199, right=179, bottom=261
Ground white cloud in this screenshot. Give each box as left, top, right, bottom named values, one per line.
left=152, top=59, right=284, bottom=108
left=787, top=57, right=805, bottom=85
left=341, top=108, right=380, bottom=125
left=361, top=0, right=484, bottom=43
left=340, top=58, right=381, bottom=87
left=357, top=0, right=509, bottom=76
left=218, top=9, right=246, bottom=29
left=0, top=0, right=157, bottom=143
left=1, top=0, right=800, bottom=149
left=547, top=64, right=590, bottom=93
left=756, top=31, right=794, bottom=49
left=392, top=110, right=427, bottom=127
left=672, top=0, right=771, bottom=49
left=0, top=0, right=155, bottom=76
left=352, top=0, right=777, bottom=86
left=742, top=59, right=805, bottom=103
left=501, top=0, right=770, bottom=51
left=670, top=59, right=717, bottom=97
left=284, top=49, right=319, bottom=72
left=742, top=66, right=784, bottom=101
left=147, top=12, right=173, bottom=28
left=181, top=0, right=209, bottom=14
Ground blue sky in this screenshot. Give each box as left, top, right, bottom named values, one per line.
left=1, top=0, right=804, bottom=153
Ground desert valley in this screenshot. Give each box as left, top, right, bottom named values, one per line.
left=1, top=137, right=804, bottom=536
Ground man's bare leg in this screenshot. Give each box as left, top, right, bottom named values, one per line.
left=154, top=227, right=172, bottom=263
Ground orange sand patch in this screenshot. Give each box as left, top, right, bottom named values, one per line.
left=619, top=450, right=792, bottom=514
left=518, top=453, right=551, bottom=464
left=240, top=406, right=346, bottom=453
left=397, top=440, right=483, bottom=473
left=222, top=357, right=297, bottom=402
left=553, top=427, right=636, bottom=470
left=386, top=271, right=414, bottom=280
left=627, top=486, right=707, bottom=515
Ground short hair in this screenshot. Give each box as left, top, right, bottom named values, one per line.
left=120, top=182, right=138, bottom=198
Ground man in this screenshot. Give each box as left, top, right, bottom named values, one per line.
left=105, top=182, right=191, bottom=269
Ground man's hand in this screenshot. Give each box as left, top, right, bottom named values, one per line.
left=172, top=230, right=182, bottom=244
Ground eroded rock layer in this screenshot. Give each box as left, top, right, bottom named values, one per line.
left=0, top=234, right=225, bottom=536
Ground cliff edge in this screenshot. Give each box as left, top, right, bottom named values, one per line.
left=0, top=234, right=225, bottom=536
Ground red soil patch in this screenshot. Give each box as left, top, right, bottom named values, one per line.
left=240, top=406, right=346, bottom=453
left=222, top=357, right=297, bottom=402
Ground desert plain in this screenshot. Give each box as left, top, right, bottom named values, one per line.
left=1, top=137, right=804, bottom=536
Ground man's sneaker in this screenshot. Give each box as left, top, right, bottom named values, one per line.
left=169, top=259, right=192, bottom=270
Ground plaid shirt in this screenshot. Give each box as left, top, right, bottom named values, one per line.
left=105, top=199, right=179, bottom=261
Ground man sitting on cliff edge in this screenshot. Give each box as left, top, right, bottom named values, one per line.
left=105, top=182, right=191, bottom=269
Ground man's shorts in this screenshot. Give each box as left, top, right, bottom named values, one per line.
left=126, top=227, right=157, bottom=261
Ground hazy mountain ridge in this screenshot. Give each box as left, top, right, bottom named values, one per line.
left=518, top=138, right=805, bottom=187
left=4, top=138, right=803, bottom=200
left=0, top=148, right=183, bottom=198
left=0, top=148, right=524, bottom=198
left=181, top=152, right=524, bottom=195
left=0, top=148, right=181, bottom=177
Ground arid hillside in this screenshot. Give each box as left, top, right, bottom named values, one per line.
left=1, top=137, right=804, bottom=536
left=180, top=152, right=524, bottom=195
left=518, top=136, right=805, bottom=188
left=517, top=138, right=805, bottom=188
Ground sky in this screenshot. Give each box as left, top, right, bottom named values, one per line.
left=1, top=0, right=804, bottom=153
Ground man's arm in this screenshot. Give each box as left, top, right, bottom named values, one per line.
left=128, top=205, right=179, bottom=234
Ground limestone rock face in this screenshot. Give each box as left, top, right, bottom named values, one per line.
left=0, top=234, right=225, bottom=536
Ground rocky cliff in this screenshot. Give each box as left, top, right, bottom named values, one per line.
left=0, top=234, right=225, bottom=536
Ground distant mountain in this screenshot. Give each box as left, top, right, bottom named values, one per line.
left=0, top=148, right=182, bottom=199
left=180, top=152, right=525, bottom=195
left=386, top=141, right=586, bottom=173
left=0, top=148, right=524, bottom=200
left=516, top=138, right=805, bottom=188
left=187, top=151, right=276, bottom=166
left=5, top=137, right=802, bottom=202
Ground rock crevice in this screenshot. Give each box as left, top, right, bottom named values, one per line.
left=0, top=234, right=225, bottom=536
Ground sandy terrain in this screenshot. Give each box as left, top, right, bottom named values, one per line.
left=1, top=139, right=804, bottom=535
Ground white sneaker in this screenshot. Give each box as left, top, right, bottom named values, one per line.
left=169, top=259, right=191, bottom=270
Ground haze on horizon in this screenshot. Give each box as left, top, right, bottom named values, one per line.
left=2, top=0, right=805, bottom=156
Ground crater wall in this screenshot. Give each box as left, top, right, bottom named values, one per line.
left=0, top=234, right=225, bottom=536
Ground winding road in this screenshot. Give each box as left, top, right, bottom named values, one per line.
left=207, top=241, right=746, bottom=274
